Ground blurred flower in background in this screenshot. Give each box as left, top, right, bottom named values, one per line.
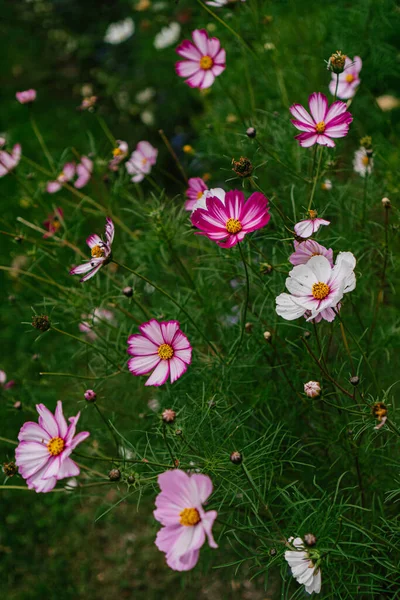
left=16, top=89, right=37, bottom=104
left=43, top=207, right=63, bottom=238
left=154, top=22, right=181, bottom=50
left=0, top=140, right=21, bottom=177
left=104, top=18, right=135, bottom=44
left=0, top=370, right=15, bottom=390
left=75, top=156, right=93, bottom=189
left=329, top=56, right=362, bottom=100
left=47, top=163, right=75, bottom=193
left=126, top=141, right=158, bottom=183
left=175, top=29, right=226, bottom=89
left=353, top=147, right=373, bottom=177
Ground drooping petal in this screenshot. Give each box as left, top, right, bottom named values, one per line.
left=105, top=217, right=115, bottom=245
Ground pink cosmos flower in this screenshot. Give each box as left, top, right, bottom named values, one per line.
left=329, top=56, right=362, bottom=100
left=185, top=177, right=208, bottom=211
left=191, top=187, right=226, bottom=212
left=15, top=401, right=90, bottom=493
left=175, top=29, right=226, bottom=90
left=304, top=381, right=321, bottom=398
left=70, top=217, right=114, bottom=283
left=47, top=162, right=75, bottom=193
left=127, top=319, right=192, bottom=387
left=276, top=253, right=356, bottom=322
left=0, top=370, right=15, bottom=390
left=294, top=211, right=330, bottom=239
left=74, top=156, right=93, bottom=189
left=191, top=189, right=270, bottom=248
left=125, top=141, right=158, bottom=183
left=289, top=240, right=333, bottom=267
left=79, top=308, right=115, bottom=341
left=109, top=140, right=128, bottom=171
left=43, top=207, right=63, bottom=239
left=16, top=89, right=37, bottom=104
left=154, top=469, right=218, bottom=571
left=290, top=92, right=352, bottom=148
left=0, top=142, right=21, bottom=177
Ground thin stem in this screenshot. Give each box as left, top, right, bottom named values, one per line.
left=96, top=115, right=116, bottom=146
left=93, top=403, right=120, bottom=453
left=51, top=326, right=121, bottom=372
left=367, top=205, right=390, bottom=349
left=308, top=145, right=324, bottom=211
left=0, top=485, right=65, bottom=492
left=30, top=114, right=55, bottom=172
left=0, top=436, right=17, bottom=446
left=361, top=171, right=369, bottom=227
left=334, top=73, right=340, bottom=101
left=241, top=463, right=284, bottom=540
left=163, top=422, right=177, bottom=467
left=228, top=244, right=250, bottom=365
left=73, top=451, right=174, bottom=469
left=302, top=337, right=353, bottom=399
left=40, top=371, right=121, bottom=380
left=158, top=129, right=188, bottom=184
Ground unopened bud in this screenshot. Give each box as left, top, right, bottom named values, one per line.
left=269, top=548, right=277, bottom=556
left=162, top=408, right=176, bottom=423
left=263, top=331, right=272, bottom=342
left=246, top=127, right=256, bottom=138
left=327, top=50, right=346, bottom=74
left=175, top=429, right=183, bottom=436
left=304, top=381, right=321, bottom=398
left=13, top=401, right=22, bottom=410
left=382, top=197, right=391, bottom=208
left=32, top=314, right=51, bottom=332
left=260, top=262, right=273, bottom=275
left=127, top=474, right=136, bottom=485
left=304, top=533, right=317, bottom=547
left=230, top=451, right=242, bottom=465
left=349, top=376, right=360, bottom=386
left=123, top=286, right=133, bottom=297
left=2, top=461, right=17, bottom=477
left=232, top=156, right=253, bottom=178
left=303, top=331, right=311, bottom=339
left=108, top=468, right=121, bottom=481
left=245, top=322, right=253, bottom=334
left=84, top=389, right=97, bottom=402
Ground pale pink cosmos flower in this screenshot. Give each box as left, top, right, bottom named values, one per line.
left=15, top=401, right=90, bottom=493
left=70, top=218, right=114, bottom=283
left=0, top=142, right=21, bottom=177
left=109, top=140, right=128, bottom=171
left=290, top=92, right=352, bottom=148
left=285, top=536, right=322, bottom=594
left=294, top=211, right=330, bottom=239
left=47, top=162, right=75, bottom=193
left=175, top=29, right=226, bottom=90
left=154, top=469, right=218, bottom=571
left=79, top=308, right=115, bottom=341
left=304, top=381, right=321, bottom=398
left=127, top=319, right=192, bottom=387
left=16, top=89, right=37, bottom=104
left=191, top=190, right=270, bottom=248
left=125, top=141, right=158, bottom=183
left=353, top=147, right=373, bottom=178
left=74, top=156, right=93, bottom=189
left=289, top=240, right=333, bottom=267
left=185, top=177, right=208, bottom=211
left=329, top=56, right=362, bottom=100
left=43, top=207, right=63, bottom=239
left=0, top=370, right=15, bottom=390
left=276, top=253, right=356, bottom=322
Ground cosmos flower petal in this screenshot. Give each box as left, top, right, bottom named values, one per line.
left=128, top=354, right=161, bottom=376
left=309, top=92, right=328, bottom=123
left=145, top=359, right=170, bottom=387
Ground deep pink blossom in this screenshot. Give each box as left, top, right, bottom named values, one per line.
left=329, top=56, right=362, bottom=100
left=294, top=212, right=330, bottom=239
left=175, top=29, right=226, bottom=89
left=289, top=240, right=333, bottom=267
left=15, top=401, right=90, bottom=493
left=43, top=207, right=63, bottom=239
left=75, top=156, right=93, bottom=189
left=0, top=370, right=15, bottom=390
left=154, top=469, right=218, bottom=571
left=16, top=89, right=37, bottom=104
left=0, top=142, right=21, bottom=177
left=290, top=92, right=352, bottom=148
left=125, top=141, right=158, bottom=183
left=47, top=163, right=75, bottom=193
left=191, top=189, right=270, bottom=248
left=127, top=319, right=192, bottom=387
left=185, top=177, right=208, bottom=211
left=70, top=218, right=114, bottom=282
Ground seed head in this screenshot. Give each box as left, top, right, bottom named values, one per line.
left=2, top=461, right=17, bottom=477
left=123, top=286, right=133, bottom=297
left=349, top=376, right=360, bottom=386
left=84, top=389, right=97, bottom=402
left=245, top=322, right=253, bottom=334
left=246, top=127, right=256, bottom=138
left=260, top=262, right=273, bottom=275
left=232, top=156, right=253, bottom=178
left=304, top=533, right=317, bottom=547
left=327, top=50, right=346, bottom=74
left=32, top=314, right=51, bottom=332
left=360, top=136, right=372, bottom=149
left=162, top=408, right=176, bottom=424
left=381, top=197, right=391, bottom=209
left=108, top=468, right=121, bottom=481
left=230, top=451, right=242, bottom=465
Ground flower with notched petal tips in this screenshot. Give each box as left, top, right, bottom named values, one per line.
left=127, top=319, right=192, bottom=387
left=285, top=536, right=321, bottom=595
left=294, top=210, right=330, bottom=239
left=290, top=92, right=352, bottom=148
left=69, top=218, right=114, bottom=283
left=329, top=56, right=362, bottom=100
left=125, top=141, right=158, bottom=183
left=16, top=89, right=37, bottom=104
left=185, top=177, right=208, bottom=211
left=47, top=163, right=75, bottom=193
left=289, top=240, right=333, bottom=267
left=74, top=156, right=93, bottom=189
left=175, top=29, right=226, bottom=90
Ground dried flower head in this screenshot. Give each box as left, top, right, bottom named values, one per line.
left=32, top=314, right=51, bottom=332
left=327, top=50, right=347, bottom=74
left=372, top=402, right=387, bottom=421
left=162, top=408, right=177, bottom=423
left=108, top=468, right=121, bottom=481
left=3, top=461, right=17, bottom=477
left=260, top=262, right=273, bottom=275
left=232, top=156, right=253, bottom=178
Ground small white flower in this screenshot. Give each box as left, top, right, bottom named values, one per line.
left=154, top=22, right=181, bottom=50
left=136, top=87, right=156, bottom=104
left=353, top=147, right=373, bottom=178
left=104, top=18, right=134, bottom=45
left=141, top=110, right=155, bottom=126
left=285, top=537, right=321, bottom=595
left=304, top=381, right=321, bottom=398
left=321, top=179, right=332, bottom=191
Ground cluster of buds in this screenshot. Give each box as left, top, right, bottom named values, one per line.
left=232, top=156, right=253, bottom=178
left=372, top=402, right=388, bottom=430
left=31, top=314, right=51, bottom=332
left=327, top=50, right=347, bottom=74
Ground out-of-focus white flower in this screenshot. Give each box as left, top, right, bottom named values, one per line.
left=375, top=95, right=400, bottom=112
left=104, top=18, right=135, bottom=44
left=353, top=147, right=373, bottom=178
left=285, top=537, right=322, bottom=595
left=152, top=1, right=168, bottom=10
left=321, top=179, right=332, bottom=191
left=154, top=22, right=181, bottom=50
left=148, top=398, right=160, bottom=412
left=264, top=42, right=276, bottom=51
left=136, top=88, right=156, bottom=104
left=141, top=110, right=155, bottom=126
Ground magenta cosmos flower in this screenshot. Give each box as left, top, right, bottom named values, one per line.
left=47, top=162, right=75, bottom=193
left=329, top=56, right=362, bottom=100
left=294, top=211, right=330, bottom=239
left=43, top=207, right=63, bottom=239
left=0, top=141, right=21, bottom=177
left=191, top=189, right=270, bottom=248
left=185, top=177, right=208, bottom=211
left=15, top=401, right=90, bottom=493
left=154, top=469, right=218, bottom=571
left=75, top=156, right=93, bottom=189
left=127, top=319, right=192, bottom=387
left=289, top=240, right=333, bottom=267
left=175, top=29, right=226, bottom=89
left=70, top=217, right=114, bottom=282
left=290, top=92, right=352, bottom=148
left=16, top=89, right=37, bottom=104
left=125, top=141, right=158, bottom=183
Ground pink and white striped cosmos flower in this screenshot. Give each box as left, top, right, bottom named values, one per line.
left=0, top=141, right=21, bottom=177
left=125, top=141, right=158, bottom=183
left=191, top=187, right=226, bottom=213
left=154, top=469, right=218, bottom=571
left=289, top=240, right=333, bottom=267
left=47, top=162, right=75, bottom=193
left=294, top=211, right=330, bottom=239
left=290, top=92, right=352, bottom=148
left=16, top=89, right=37, bottom=104
left=276, top=252, right=356, bottom=322
left=329, top=56, right=362, bottom=100
left=127, top=319, right=192, bottom=387
left=74, top=156, right=93, bottom=189
left=15, top=401, right=90, bottom=493
left=185, top=177, right=208, bottom=211
left=175, top=29, right=226, bottom=90
left=69, top=217, right=114, bottom=283
left=191, top=190, right=270, bottom=248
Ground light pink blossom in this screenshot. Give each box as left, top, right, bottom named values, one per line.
left=43, top=207, right=63, bottom=239
left=47, top=163, right=75, bottom=193
left=0, top=143, right=21, bottom=177
left=0, top=370, right=15, bottom=390
left=127, top=319, right=192, bottom=387
left=290, top=92, right=352, bottom=148
left=294, top=211, right=330, bottom=239
left=74, top=156, right=93, bottom=189
left=289, top=240, right=333, bottom=267
left=15, top=401, right=90, bottom=493
left=125, top=141, right=158, bottom=183
left=191, top=189, right=270, bottom=248
left=185, top=177, right=208, bottom=211
left=154, top=469, right=218, bottom=571
left=304, top=381, right=321, bottom=398
left=329, top=56, right=362, bottom=100
left=109, top=140, right=128, bottom=171
left=79, top=308, right=115, bottom=340
left=16, top=89, right=37, bottom=104
left=70, top=218, right=114, bottom=283
left=175, top=29, right=226, bottom=89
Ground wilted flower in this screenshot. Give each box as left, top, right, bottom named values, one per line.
left=70, top=218, right=114, bottom=283
left=304, top=381, right=321, bottom=398
left=154, top=22, right=181, bottom=49
left=154, top=469, right=218, bottom=570
left=3, top=461, right=17, bottom=476
left=43, top=207, right=63, bottom=238
left=104, top=18, right=135, bottom=44
left=232, top=156, right=253, bottom=177
left=126, top=141, right=158, bottom=183
left=327, top=50, right=346, bottom=74
left=329, top=56, right=362, bottom=100
left=16, top=89, right=37, bottom=104
left=289, top=240, right=333, bottom=267
left=47, top=163, right=75, bottom=194
left=0, top=141, right=21, bottom=177
left=0, top=370, right=15, bottom=390
left=285, top=536, right=321, bottom=594
left=294, top=210, right=330, bottom=239
left=185, top=177, right=208, bottom=211
left=353, top=147, right=373, bottom=178
left=290, top=92, right=352, bottom=148
left=175, top=29, right=226, bottom=89
left=15, top=401, right=90, bottom=493
left=74, top=156, right=93, bottom=189
left=372, top=402, right=388, bottom=430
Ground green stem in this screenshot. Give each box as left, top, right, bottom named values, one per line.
left=40, top=371, right=121, bottom=380
left=73, top=451, right=174, bottom=469
left=361, top=170, right=369, bottom=227
left=228, top=243, right=250, bottom=365
left=162, top=422, right=177, bottom=467
left=308, top=145, right=324, bottom=211
left=0, top=436, right=17, bottom=446
left=158, top=129, right=188, bottom=184
left=51, top=326, right=121, bottom=372
left=334, top=73, right=340, bottom=101
left=30, top=114, right=55, bottom=172
left=93, top=403, right=120, bottom=453
left=241, top=463, right=284, bottom=539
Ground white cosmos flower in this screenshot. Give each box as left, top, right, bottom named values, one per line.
left=135, top=87, right=156, bottom=104
left=285, top=537, right=321, bottom=595
left=154, top=22, right=181, bottom=50
left=206, top=0, right=246, bottom=6
left=353, top=147, right=373, bottom=178
left=104, top=18, right=134, bottom=44
left=191, top=187, right=226, bottom=212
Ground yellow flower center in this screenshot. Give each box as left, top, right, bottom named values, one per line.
left=52, top=219, right=61, bottom=231
left=312, top=282, right=330, bottom=300
left=226, top=218, right=242, bottom=234
left=157, top=343, right=174, bottom=360
left=361, top=155, right=369, bottom=166
left=308, top=209, right=318, bottom=219
left=141, top=157, right=148, bottom=166
left=91, top=245, right=105, bottom=258
left=113, top=147, right=123, bottom=157
left=47, top=436, right=65, bottom=456
left=200, top=55, right=213, bottom=70
left=345, top=73, right=355, bottom=83
left=315, top=121, right=326, bottom=134
left=179, top=507, right=201, bottom=526
left=197, top=190, right=204, bottom=199
left=58, top=171, right=65, bottom=181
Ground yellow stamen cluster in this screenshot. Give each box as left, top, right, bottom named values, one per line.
left=91, top=245, right=105, bottom=258
left=226, top=218, right=242, bottom=234
left=361, top=155, right=370, bottom=166
left=312, top=282, right=330, bottom=300
left=113, top=147, right=124, bottom=157
left=200, top=55, right=213, bottom=70
left=196, top=190, right=204, bottom=199
left=315, top=121, right=326, bottom=134
left=179, top=507, right=201, bottom=526
left=345, top=73, right=355, bottom=83
left=157, top=343, right=174, bottom=360
left=47, top=436, right=65, bottom=456
left=308, top=209, right=318, bottom=219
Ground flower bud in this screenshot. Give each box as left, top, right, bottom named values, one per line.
left=245, top=322, right=253, bottom=334
left=230, top=451, right=242, bottom=465
left=303, top=331, right=311, bottom=339
left=260, top=262, right=273, bottom=275
left=246, top=127, right=256, bottom=138
left=382, top=197, right=391, bottom=208
left=84, top=389, right=97, bottom=402
left=327, top=50, right=346, bottom=74
left=232, top=156, right=253, bottom=178
left=175, top=429, right=183, bottom=436
left=127, top=474, right=136, bottom=485
left=13, top=401, right=22, bottom=410
left=32, top=314, right=51, bottom=332
left=304, top=533, right=317, bottom=547
left=269, top=548, right=277, bottom=556
left=263, top=331, right=272, bottom=342
left=162, top=408, right=176, bottom=423
left=304, top=381, right=321, bottom=398
left=123, top=286, right=133, bottom=297
left=108, top=468, right=121, bottom=481
left=360, top=136, right=372, bottom=149
left=349, top=376, right=360, bottom=386
left=2, top=461, right=17, bottom=477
